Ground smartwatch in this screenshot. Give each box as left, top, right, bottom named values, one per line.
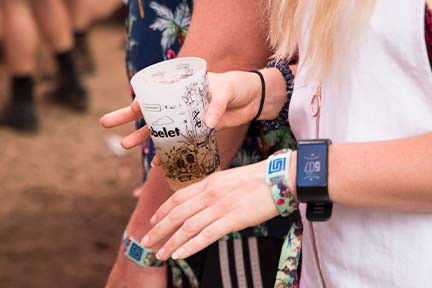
left=296, top=139, right=333, bottom=221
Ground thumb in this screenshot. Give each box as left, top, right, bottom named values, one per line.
left=204, top=91, right=228, bottom=129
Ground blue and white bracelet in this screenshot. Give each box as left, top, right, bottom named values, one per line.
left=122, top=231, right=164, bottom=267
left=265, top=149, right=298, bottom=217
left=121, top=231, right=200, bottom=287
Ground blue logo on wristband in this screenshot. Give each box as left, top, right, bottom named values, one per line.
left=268, top=158, right=286, bottom=174
left=129, top=243, right=144, bottom=262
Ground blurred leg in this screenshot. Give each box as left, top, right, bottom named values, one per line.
left=31, top=0, right=73, bottom=52
left=65, top=0, right=92, bottom=32
left=90, top=0, right=123, bottom=21
left=0, top=0, right=38, bottom=132
left=64, top=0, right=95, bottom=74
left=1, top=0, right=37, bottom=75
left=31, top=0, right=88, bottom=112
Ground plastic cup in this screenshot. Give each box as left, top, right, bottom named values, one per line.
left=130, top=57, right=220, bottom=190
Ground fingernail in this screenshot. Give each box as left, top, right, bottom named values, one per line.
left=172, top=247, right=185, bottom=260
left=205, top=114, right=216, bottom=128
left=131, top=102, right=140, bottom=112
left=150, top=161, right=155, bottom=168
left=141, top=235, right=149, bottom=247
left=150, top=215, right=157, bottom=225
left=156, top=248, right=165, bottom=260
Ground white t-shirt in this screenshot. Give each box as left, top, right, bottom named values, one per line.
left=289, top=0, right=432, bottom=287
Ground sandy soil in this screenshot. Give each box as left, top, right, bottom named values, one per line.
left=0, top=23, right=142, bottom=288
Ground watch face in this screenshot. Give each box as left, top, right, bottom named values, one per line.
left=297, top=143, right=327, bottom=187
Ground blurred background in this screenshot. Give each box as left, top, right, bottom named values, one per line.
left=0, top=1, right=142, bottom=287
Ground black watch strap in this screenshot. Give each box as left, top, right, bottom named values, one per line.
left=306, top=202, right=333, bottom=222
left=296, top=139, right=333, bottom=222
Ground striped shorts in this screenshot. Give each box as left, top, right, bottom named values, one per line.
left=168, top=237, right=284, bottom=288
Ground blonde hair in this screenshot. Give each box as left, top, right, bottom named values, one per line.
left=269, top=0, right=376, bottom=79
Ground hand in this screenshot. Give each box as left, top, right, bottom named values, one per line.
left=100, top=100, right=152, bottom=149
left=100, top=68, right=285, bottom=147
left=100, top=101, right=162, bottom=166
left=141, top=160, right=280, bottom=261
left=204, top=71, right=262, bottom=129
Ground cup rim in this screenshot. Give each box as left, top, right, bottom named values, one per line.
left=130, top=57, right=207, bottom=90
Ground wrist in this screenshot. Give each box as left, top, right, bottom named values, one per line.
left=236, top=71, right=263, bottom=121
left=259, top=68, right=288, bottom=120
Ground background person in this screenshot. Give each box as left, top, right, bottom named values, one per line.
left=64, top=0, right=96, bottom=74
left=0, top=0, right=87, bottom=132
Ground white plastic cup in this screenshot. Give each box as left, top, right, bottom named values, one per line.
left=131, top=57, right=220, bottom=190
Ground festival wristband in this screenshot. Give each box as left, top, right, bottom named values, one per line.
left=265, top=149, right=298, bottom=216
left=122, top=231, right=164, bottom=267
left=121, top=233, right=199, bottom=287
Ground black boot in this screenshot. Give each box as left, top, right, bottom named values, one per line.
left=50, top=77, right=88, bottom=113
left=48, top=50, right=88, bottom=113
left=0, top=77, right=38, bottom=133
left=73, top=30, right=95, bottom=75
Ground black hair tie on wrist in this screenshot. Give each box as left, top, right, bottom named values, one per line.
left=249, top=70, right=266, bottom=121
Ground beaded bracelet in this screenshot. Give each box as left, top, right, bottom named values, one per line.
left=265, top=149, right=298, bottom=216
left=262, top=59, right=295, bottom=129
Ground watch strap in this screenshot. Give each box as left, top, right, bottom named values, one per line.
left=306, top=202, right=333, bottom=222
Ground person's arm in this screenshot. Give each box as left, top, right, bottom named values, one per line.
left=141, top=132, right=432, bottom=261
left=106, top=168, right=170, bottom=288
left=327, top=132, right=432, bottom=212
left=105, top=0, right=273, bottom=286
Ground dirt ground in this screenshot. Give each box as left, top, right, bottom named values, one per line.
left=0, top=23, right=143, bottom=288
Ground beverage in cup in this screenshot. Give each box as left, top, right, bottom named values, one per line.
left=130, top=57, right=220, bottom=190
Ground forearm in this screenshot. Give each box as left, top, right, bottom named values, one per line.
left=178, top=0, right=271, bottom=71
left=289, top=132, right=432, bottom=213
left=217, top=124, right=249, bottom=169
left=106, top=167, right=171, bottom=287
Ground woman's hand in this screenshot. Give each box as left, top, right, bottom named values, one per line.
left=204, top=71, right=262, bottom=129
left=141, top=160, right=280, bottom=261
left=100, top=68, right=286, bottom=149
left=99, top=71, right=260, bottom=152
left=204, top=68, right=288, bottom=130
left=100, top=100, right=152, bottom=149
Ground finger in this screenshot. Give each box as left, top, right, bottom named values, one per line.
left=132, top=184, right=144, bottom=198
left=142, top=186, right=208, bottom=248
left=100, top=105, right=143, bottom=128
left=170, top=216, right=234, bottom=260
left=153, top=202, right=225, bottom=261
left=150, top=233, right=178, bottom=253
left=151, top=155, right=162, bottom=167
left=204, top=90, right=229, bottom=129
left=149, top=180, right=206, bottom=225
left=121, top=126, right=150, bottom=149
left=131, top=99, right=141, bottom=113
